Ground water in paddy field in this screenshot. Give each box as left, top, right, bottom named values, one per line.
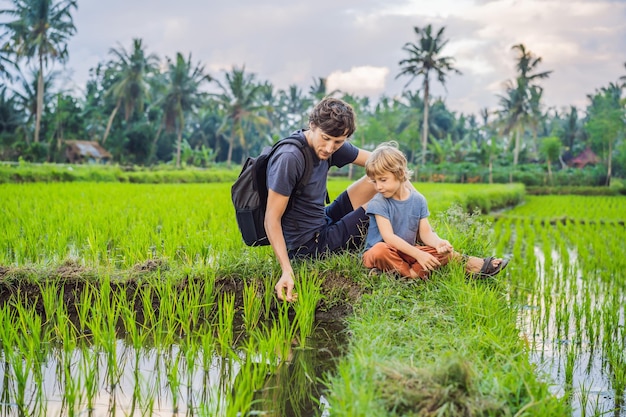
left=516, top=246, right=625, bottom=417
left=0, top=322, right=346, bottom=416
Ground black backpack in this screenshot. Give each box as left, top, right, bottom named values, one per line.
left=231, top=133, right=314, bottom=246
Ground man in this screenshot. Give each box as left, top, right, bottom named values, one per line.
left=265, top=97, right=377, bottom=301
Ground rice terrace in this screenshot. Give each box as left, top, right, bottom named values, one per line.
left=0, top=170, right=624, bottom=416
left=1, top=1, right=625, bottom=414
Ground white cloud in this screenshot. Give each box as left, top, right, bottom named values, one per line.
left=57, top=0, right=626, bottom=115
left=326, top=66, right=390, bottom=96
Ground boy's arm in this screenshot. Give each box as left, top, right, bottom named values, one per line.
left=265, top=189, right=297, bottom=302
left=418, top=217, right=453, bottom=253
left=375, top=214, right=443, bottom=271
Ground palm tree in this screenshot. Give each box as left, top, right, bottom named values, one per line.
left=0, top=0, right=77, bottom=143
left=101, top=38, right=159, bottom=144
left=585, top=82, right=625, bottom=186
left=528, top=85, right=546, bottom=158
left=309, top=77, right=339, bottom=101
left=279, top=84, right=313, bottom=133
left=213, top=66, right=270, bottom=166
left=559, top=106, right=586, bottom=157
left=12, top=67, right=59, bottom=144
left=0, top=38, right=16, bottom=81
left=160, top=52, right=211, bottom=168
left=0, top=86, right=25, bottom=152
left=397, top=24, right=461, bottom=166
left=498, top=44, right=552, bottom=172
left=539, top=136, right=562, bottom=184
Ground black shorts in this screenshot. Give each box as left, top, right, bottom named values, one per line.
left=288, top=190, right=369, bottom=259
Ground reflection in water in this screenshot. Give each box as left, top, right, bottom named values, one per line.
left=0, top=322, right=346, bottom=417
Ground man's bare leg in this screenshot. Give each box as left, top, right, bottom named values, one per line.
left=346, top=175, right=377, bottom=210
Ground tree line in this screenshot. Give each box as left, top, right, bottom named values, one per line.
left=1, top=0, right=625, bottom=184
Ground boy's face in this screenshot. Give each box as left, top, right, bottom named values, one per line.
left=308, top=125, right=347, bottom=160
left=368, top=170, right=405, bottom=200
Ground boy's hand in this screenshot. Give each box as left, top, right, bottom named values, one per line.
left=436, top=239, right=453, bottom=254
left=415, top=249, right=441, bottom=272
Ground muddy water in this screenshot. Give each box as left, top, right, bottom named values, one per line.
left=0, top=322, right=347, bottom=417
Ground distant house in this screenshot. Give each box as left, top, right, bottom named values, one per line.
left=569, top=147, right=600, bottom=169
left=64, top=140, right=112, bottom=164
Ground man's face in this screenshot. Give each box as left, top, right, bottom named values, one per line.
left=308, top=126, right=348, bottom=160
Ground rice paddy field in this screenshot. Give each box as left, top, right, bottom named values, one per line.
left=0, top=181, right=624, bottom=416
left=492, top=195, right=626, bottom=417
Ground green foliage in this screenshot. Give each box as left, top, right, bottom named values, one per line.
left=0, top=162, right=239, bottom=183
left=539, top=135, right=562, bottom=162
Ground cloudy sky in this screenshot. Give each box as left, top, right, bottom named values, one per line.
left=21, top=0, right=626, bottom=115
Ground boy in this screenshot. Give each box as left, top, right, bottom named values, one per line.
left=362, top=141, right=509, bottom=279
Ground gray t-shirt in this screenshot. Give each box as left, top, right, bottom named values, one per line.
left=266, top=130, right=359, bottom=250
left=364, top=189, right=430, bottom=251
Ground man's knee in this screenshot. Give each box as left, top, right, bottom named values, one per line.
left=347, top=176, right=377, bottom=209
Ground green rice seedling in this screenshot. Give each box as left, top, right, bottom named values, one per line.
left=4, top=338, right=31, bottom=415
left=181, top=335, right=201, bottom=396
left=139, top=284, right=158, bottom=333
left=292, top=269, right=323, bottom=346
left=198, top=326, right=216, bottom=374
left=564, top=343, right=576, bottom=391
left=242, top=280, right=262, bottom=332
left=225, top=346, right=271, bottom=417
left=607, top=344, right=626, bottom=405
left=61, top=349, right=81, bottom=417
left=92, top=279, right=123, bottom=389
left=576, top=381, right=592, bottom=417
left=120, top=293, right=149, bottom=351
left=75, top=282, right=96, bottom=336
left=216, top=293, right=236, bottom=356
left=172, top=291, right=192, bottom=337
left=262, top=273, right=276, bottom=320
left=154, top=277, right=182, bottom=343
left=38, top=281, right=60, bottom=325
left=164, top=346, right=183, bottom=413
left=200, top=270, right=217, bottom=319
left=78, top=345, right=99, bottom=413
left=275, top=299, right=298, bottom=362
left=185, top=277, right=205, bottom=329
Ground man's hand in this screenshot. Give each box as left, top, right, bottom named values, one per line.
left=275, top=271, right=298, bottom=302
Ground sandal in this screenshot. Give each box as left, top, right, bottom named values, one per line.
left=471, top=256, right=510, bottom=278
left=368, top=267, right=382, bottom=277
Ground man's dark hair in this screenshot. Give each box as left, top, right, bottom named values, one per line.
left=308, top=97, right=356, bottom=138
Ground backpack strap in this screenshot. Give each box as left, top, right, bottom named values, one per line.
left=267, top=132, right=326, bottom=207
left=284, top=131, right=331, bottom=204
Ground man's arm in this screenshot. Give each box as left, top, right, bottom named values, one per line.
left=352, top=148, right=371, bottom=167
left=264, top=189, right=297, bottom=302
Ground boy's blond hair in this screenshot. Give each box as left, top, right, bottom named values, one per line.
left=365, top=141, right=413, bottom=182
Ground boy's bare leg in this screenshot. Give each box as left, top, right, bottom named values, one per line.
left=346, top=175, right=377, bottom=209
left=450, top=252, right=504, bottom=273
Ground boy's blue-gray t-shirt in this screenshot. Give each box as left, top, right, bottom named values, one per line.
left=266, top=130, right=359, bottom=250
left=364, top=189, right=430, bottom=251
